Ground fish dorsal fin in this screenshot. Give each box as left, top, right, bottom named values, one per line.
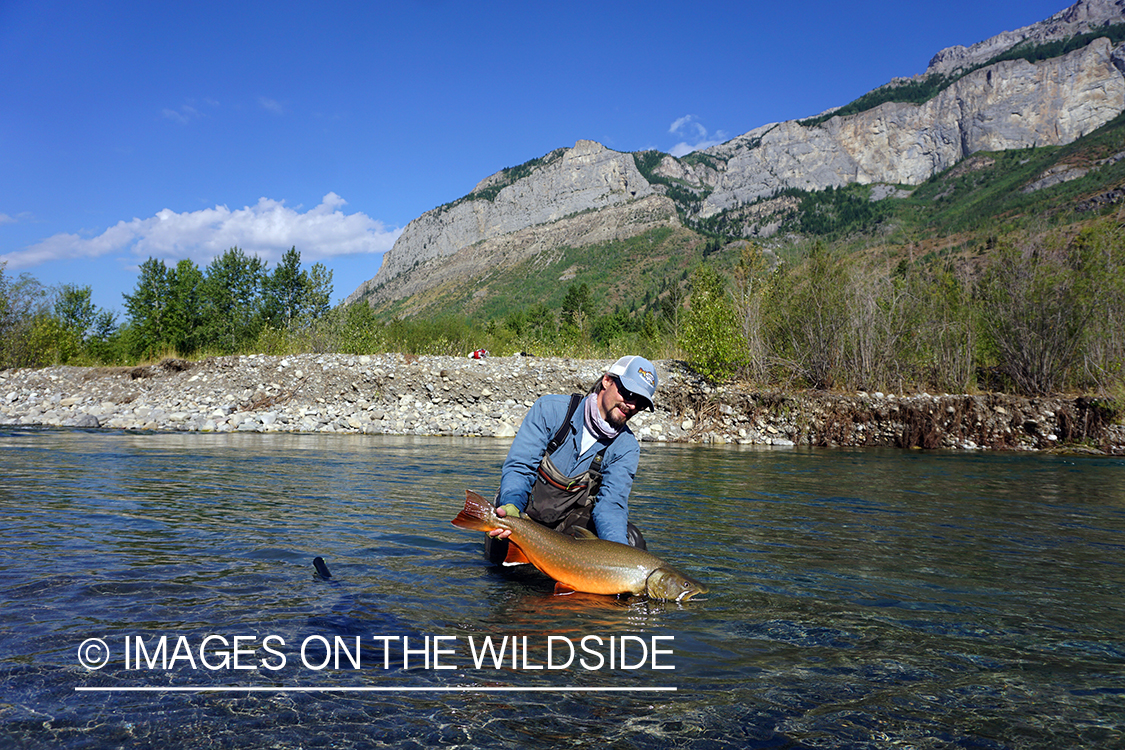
left=571, top=527, right=598, bottom=541
left=553, top=581, right=578, bottom=595
left=503, top=542, right=532, bottom=566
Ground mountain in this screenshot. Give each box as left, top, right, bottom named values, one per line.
left=348, top=0, right=1125, bottom=314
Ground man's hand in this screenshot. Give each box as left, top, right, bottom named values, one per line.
left=488, top=503, right=521, bottom=539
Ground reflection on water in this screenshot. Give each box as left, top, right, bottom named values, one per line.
left=1, top=428, right=1123, bottom=748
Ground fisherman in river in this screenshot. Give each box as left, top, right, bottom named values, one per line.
left=485, top=356, right=657, bottom=563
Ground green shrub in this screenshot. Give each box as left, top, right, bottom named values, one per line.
left=679, top=265, right=747, bottom=381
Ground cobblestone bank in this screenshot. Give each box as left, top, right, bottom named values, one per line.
left=1, top=354, right=1121, bottom=454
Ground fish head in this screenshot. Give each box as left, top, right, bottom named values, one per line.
left=645, top=567, right=708, bottom=602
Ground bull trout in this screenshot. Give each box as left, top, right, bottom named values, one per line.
left=451, top=490, right=708, bottom=601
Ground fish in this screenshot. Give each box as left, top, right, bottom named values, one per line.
left=451, top=489, right=708, bottom=602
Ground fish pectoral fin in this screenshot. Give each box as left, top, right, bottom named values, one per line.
left=503, top=542, right=532, bottom=566
left=570, top=527, right=598, bottom=540
left=553, top=582, right=578, bottom=596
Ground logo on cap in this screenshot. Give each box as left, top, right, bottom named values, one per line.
left=636, top=366, right=656, bottom=389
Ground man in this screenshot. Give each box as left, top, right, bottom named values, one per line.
left=487, top=356, right=658, bottom=558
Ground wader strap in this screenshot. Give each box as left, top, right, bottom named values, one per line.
left=588, top=452, right=604, bottom=494
left=525, top=393, right=609, bottom=534
left=544, top=392, right=607, bottom=504
left=545, top=393, right=584, bottom=456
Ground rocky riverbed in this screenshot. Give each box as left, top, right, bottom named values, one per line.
left=1, top=353, right=1122, bottom=454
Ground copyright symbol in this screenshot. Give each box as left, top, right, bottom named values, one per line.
left=78, top=638, right=110, bottom=670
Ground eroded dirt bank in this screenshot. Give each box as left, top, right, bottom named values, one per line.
left=1, top=354, right=1121, bottom=454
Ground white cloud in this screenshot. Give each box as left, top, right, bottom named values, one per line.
left=668, top=114, right=727, bottom=157
left=669, top=115, right=699, bottom=135
left=0, top=193, right=402, bottom=270
left=161, top=103, right=203, bottom=124
left=160, top=99, right=217, bottom=124
left=258, top=97, right=286, bottom=115
left=0, top=211, right=33, bottom=227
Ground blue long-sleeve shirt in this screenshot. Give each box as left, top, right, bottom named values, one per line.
left=498, top=394, right=639, bottom=544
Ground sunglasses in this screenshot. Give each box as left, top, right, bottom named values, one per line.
left=611, top=377, right=644, bottom=405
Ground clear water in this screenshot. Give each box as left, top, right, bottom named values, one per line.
left=1, top=427, right=1123, bottom=749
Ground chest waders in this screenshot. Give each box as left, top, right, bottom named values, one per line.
left=486, top=394, right=646, bottom=565
left=525, top=393, right=606, bottom=537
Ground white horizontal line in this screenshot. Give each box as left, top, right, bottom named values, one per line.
left=76, top=686, right=677, bottom=693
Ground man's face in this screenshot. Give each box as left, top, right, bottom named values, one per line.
left=597, top=374, right=642, bottom=428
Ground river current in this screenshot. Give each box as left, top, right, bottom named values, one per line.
left=1, top=427, right=1122, bottom=748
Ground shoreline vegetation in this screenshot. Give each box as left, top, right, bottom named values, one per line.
left=5, top=222, right=1125, bottom=398
left=2, top=354, right=1121, bottom=455
left=2, top=216, right=1123, bottom=457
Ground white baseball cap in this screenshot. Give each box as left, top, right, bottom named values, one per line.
left=607, top=356, right=658, bottom=410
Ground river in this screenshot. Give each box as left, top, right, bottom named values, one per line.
left=1, top=427, right=1122, bottom=748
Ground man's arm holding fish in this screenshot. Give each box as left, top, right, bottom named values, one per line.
left=490, top=357, right=659, bottom=546
left=493, top=418, right=639, bottom=544
left=452, top=489, right=708, bottom=601
left=491, top=395, right=569, bottom=540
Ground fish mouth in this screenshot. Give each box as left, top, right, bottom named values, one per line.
left=674, top=586, right=708, bottom=602
left=646, top=569, right=708, bottom=602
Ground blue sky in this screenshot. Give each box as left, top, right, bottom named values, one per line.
left=1, top=0, right=1071, bottom=314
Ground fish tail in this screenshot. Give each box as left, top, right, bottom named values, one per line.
left=451, top=489, right=497, bottom=532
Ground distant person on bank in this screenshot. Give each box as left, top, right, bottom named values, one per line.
left=486, top=356, right=658, bottom=559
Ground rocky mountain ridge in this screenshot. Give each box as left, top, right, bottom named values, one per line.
left=696, top=36, right=1125, bottom=215
left=349, top=0, right=1125, bottom=309
left=924, top=0, right=1125, bottom=76
left=348, top=141, right=657, bottom=305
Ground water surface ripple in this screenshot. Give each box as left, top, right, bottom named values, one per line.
left=1, top=428, right=1123, bottom=748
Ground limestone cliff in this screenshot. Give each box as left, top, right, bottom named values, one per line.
left=353, top=194, right=678, bottom=312
left=348, top=140, right=654, bottom=305
left=925, top=0, right=1125, bottom=76
left=349, top=0, right=1125, bottom=308
left=698, top=36, right=1125, bottom=215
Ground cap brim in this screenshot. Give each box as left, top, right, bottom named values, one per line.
left=618, top=377, right=654, bottom=411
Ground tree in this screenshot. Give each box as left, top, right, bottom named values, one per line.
left=901, top=260, right=975, bottom=393
left=262, top=247, right=334, bottom=330
left=202, top=247, right=265, bottom=353
left=731, top=243, right=771, bottom=379
left=591, top=309, right=630, bottom=346
left=0, top=262, right=8, bottom=330
left=1072, top=218, right=1125, bottom=392
left=54, top=285, right=97, bottom=340
left=978, top=234, right=1097, bottom=395
left=166, top=259, right=206, bottom=354
left=561, top=283, right=594, bottom=324
left=333, top=301, right=384, bottom=353
left=767, top=242, right=850, bottom=389
left=679, top=265, right=747, bottom=381
left=263, top=246, right=305, bottom=329
left=122, top=257, right=172, bottom=358
left=559, top=282, right=595, bottom=343
left=305, top=262, right=333, bottom=321
left=85, top=308, right=121, bottom=363
left=52, top=283, right=122, bottom=363
left=1, top=265, right=56, bottom=367
left=659, top=280, right=685, bottom=339
left=526, top=303, right=556, bottom=336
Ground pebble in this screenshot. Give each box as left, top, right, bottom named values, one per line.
left=0, top=354, right=1119, bottom=453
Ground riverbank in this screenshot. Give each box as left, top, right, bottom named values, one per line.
left=1, top=354, right=1121, bottom=454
